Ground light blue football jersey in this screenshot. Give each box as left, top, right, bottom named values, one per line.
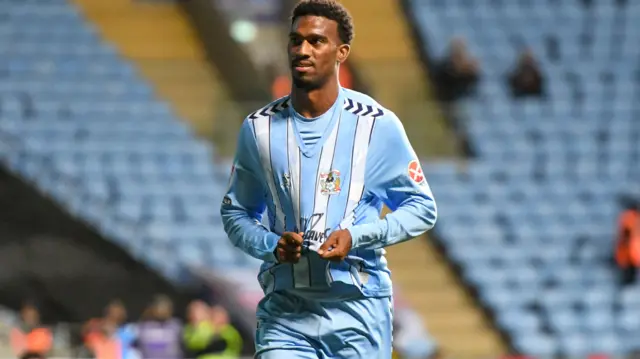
left=221, top=87, right=437, bottom=300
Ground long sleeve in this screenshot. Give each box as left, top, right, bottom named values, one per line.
left=347, top=113, right=437, bottom=250
left=220, top=119, right=280, bottom=262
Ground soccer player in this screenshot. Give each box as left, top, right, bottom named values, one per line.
left=220, top=0, right=437, bottom=357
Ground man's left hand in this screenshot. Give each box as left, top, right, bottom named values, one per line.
left=318, top=229, right=352, bottom=262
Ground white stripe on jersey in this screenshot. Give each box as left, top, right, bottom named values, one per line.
left=253, top=117, right=286, bottom=234
left=286, top=119, right=301, bottom=231
left=340, top=115, right=376, bottom=229
left=309, top=113, right=341, bottom=250
left=292, top=113, right=341, bottom=288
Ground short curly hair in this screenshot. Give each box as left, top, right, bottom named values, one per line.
left=291, top=0, right=354, bottom=45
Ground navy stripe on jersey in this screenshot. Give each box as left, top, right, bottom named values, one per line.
left=249, top=97, right=290, bottom=120
left=343, top=98, right=384, bottom=119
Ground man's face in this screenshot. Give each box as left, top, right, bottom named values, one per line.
left=154, top=302, right=173, bottom=319
left=187, top=301, right=209, bottom=324
left=288, top=15, right=348, bottom=90
left=21, top=306, right=39, bottom=326
left=210, top=306, right=229, bottom=327
left=106, top=304, right=126, bottom=324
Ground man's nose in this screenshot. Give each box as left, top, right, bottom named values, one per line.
left=296, top=40, right=313, bottom=57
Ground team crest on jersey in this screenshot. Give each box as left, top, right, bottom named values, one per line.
left=319, top=170, right=341, bottom=195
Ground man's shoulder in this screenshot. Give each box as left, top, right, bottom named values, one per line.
left=343, top=90, right=406, bottom=140
left=342, top=89, right=394, bottom=120
left=245, top=96, right=291, bottom=122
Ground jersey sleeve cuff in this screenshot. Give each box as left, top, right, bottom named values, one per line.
left=263, top=232, right=280, bottom=262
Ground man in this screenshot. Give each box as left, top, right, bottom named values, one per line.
left=182, top=301, right=242, bottom=359
left=507, top=49, right=544, bottom=98
left=82, top=300, right=137, bottom=359
left=434, top=37, right=480, bottom=103
left=615, top=201, right=640, bottom=285
left=392, top=302, right=440, bottom=359
left=220, top=1, right=437, bottom=357
left=10, top=302, right=52, bottom=359
left=133, top=295, right=182, bottom=359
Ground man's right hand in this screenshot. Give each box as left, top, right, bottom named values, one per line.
left=275, top=232, right=304, bottom=263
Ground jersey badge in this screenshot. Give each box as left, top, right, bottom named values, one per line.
left=408, top=160, right=425, bottom=184
left=320, top=170, right=341, bottom=195
left=222, top=195, right=232, bottom=206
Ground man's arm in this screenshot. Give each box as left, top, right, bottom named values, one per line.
left=347, top=113, right=437, bottom=251
left=220, top=119, right=280, bottom=262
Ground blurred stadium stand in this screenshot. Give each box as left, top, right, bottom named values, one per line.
left=405, top=0, right=640, bottom=357
left=0, top=0, right=265, bottom=282
left=74, top=0, right=244, bottom=147
left=0, top=0, right=259, bottom=353
left=343, top=2, right=505, bottom=357
left=0, top=165, right=187, bottom=322
left=340, top=0, right=459, bottom=158
left=3, top=0, right=639, bottom=358
left=0, top=0, right=439, bottom=357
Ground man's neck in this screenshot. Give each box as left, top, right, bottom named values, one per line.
left=291, top=81, right=340, bottom=119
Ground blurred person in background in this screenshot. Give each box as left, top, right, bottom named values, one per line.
left=508, top=49, right=545, bottom=98
left=338, top=58, right=353, bottom=89
left=615, top=200, right=640, bottom=286
left=82, top=300, right=137, bottom=359
left=268, top=63, right=291, bottom=100
left=434, top=37, right=480, bottom=102
left=133, top=295, right=182, bottom=359
left=10, top=302, right=52, bottom=359
left=182, top=301, right=242, bottom=359
left=392, top=306, right=440, bottom=359
left=209, top=305, right=242, bottom=357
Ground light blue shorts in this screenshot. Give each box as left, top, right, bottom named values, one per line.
left=255, top=292, right=393, bottom=359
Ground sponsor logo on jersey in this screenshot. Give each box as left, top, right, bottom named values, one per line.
left=300, top=213, right=330, bottom=249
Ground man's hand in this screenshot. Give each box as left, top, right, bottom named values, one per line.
left=318, top=229, right=352, bottom=262
left=275, top=232, right=304, bottom=263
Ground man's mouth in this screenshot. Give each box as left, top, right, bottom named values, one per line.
left=293, top=61, right=313, bottom=71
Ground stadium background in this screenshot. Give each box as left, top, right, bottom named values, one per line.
left=0, top=0, right=638, bottom=358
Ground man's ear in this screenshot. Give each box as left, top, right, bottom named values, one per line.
left=337, top=44, right=350, bottom=64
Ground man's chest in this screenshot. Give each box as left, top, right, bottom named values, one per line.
left=252, top=114, right=377, bottom=235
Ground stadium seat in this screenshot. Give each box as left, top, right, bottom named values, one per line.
left=0, top=0, right=258, bottom=285
left=410, top=0, right=640, bottom=354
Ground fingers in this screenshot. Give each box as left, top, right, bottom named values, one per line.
left=282, top=232, right=304, bottom=245
left=276, top=247, right=301, bottom=263
left=320, top=245, right=345, bottom=261
left=276, top=242, right=301, bottom=263
left=279, top=238, right=301, bottom=252
left=319, top=230, right=352, bottom=261
left=280, top=243, right=302, bottom=254
left=279, top=234, right=303, bottom=252
left=278, top=231, right=352, bottom=263
left=276, top=232, right=304, bottom=263
left=318, top=233, right=341, bottom=259
left=317, top=235, right=337, bottom=256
